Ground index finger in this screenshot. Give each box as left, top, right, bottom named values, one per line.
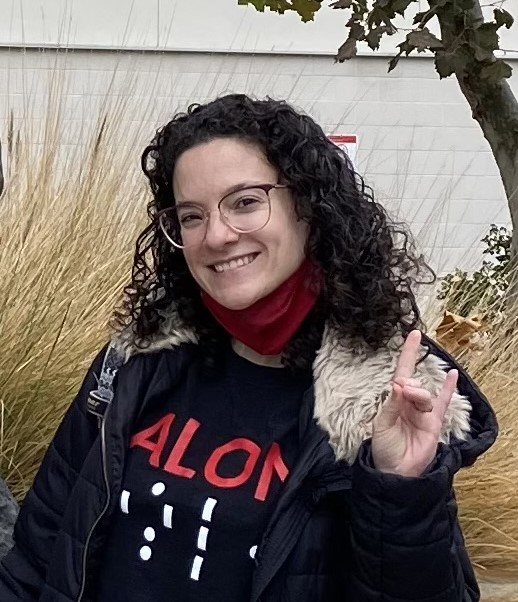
left=394, top=330, right=422, bottom=380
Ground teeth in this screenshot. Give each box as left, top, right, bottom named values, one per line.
left=213, top=254, right=256, bottom=273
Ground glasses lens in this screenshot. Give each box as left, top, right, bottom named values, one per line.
left=220, top=187, right=271, bottom=233
left=158, top=208, right=191, bottom=248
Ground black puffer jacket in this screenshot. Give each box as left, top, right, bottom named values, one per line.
left=0, top=336, right=497, bottom=602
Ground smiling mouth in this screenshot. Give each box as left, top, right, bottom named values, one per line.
left=210, top=253, right=259, bottom=273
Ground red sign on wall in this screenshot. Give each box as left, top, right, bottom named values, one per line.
left=328, top=134, right=358, bottom=169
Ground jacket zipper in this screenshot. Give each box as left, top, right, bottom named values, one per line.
left=76, top=413, right=112, bottom=602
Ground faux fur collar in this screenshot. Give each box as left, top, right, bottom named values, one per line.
left=313, top=327, right=471, bottom=464
left=114, top=309, right=471, bottom=465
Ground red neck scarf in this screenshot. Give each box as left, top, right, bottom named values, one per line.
left=201, top=259, right=321, bottom=356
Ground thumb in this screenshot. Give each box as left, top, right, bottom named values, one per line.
left=374, top=383, right=404, bottom=431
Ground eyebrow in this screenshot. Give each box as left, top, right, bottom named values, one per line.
left=175, top=181, right=268, bottom=208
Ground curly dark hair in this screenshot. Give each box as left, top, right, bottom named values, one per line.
left=113, top=94, right=434, bottom=372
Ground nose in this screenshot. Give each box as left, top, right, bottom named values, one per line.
left=203, top=210, right=240, bottom=249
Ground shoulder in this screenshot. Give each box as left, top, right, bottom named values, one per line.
left=115, top=341, right=201, bottom=384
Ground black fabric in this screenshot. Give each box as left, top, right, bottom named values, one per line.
left=0, top=342, right=498, bottom=602
left=96, top=346, right=309, bottom=601
left=350, top=445, right=463, bottom=600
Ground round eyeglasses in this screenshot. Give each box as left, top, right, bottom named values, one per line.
left=157, top=183, right=289, bottom=249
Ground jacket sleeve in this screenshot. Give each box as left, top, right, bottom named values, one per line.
left=349, top=443, right=479, bottom=602
left=0, top=347, right=108, bottom=601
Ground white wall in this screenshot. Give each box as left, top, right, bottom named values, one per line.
left=2, top=0, right=518, bottom=57
left=0, top=47, right=510, bottom=276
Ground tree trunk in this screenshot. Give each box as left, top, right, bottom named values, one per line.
left=454, top=75, right=518, bottom=296
left=436, top=1, right=518, bottom=299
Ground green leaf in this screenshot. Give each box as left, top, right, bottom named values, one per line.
left=330, top=0, right=353, bottom=8
left=397, top=39, right=414, bottom=55
left=368, top=7, right=391, bottom=27
left=365, top=28, right=383, bottom=50
left=291, top=0, right=323, bottom=20
left=413, top=9, right=436, bottom=27
left=335, top=36, right=358, bottom=62
left=473, top=22, right=499, bottom=51
left=479, top=59, right=513, bottom=83
left=236, top=0, right=323, bottom=21
left=494, top=8, right=514, bottom=30
left=375, top=0, right=415, bottom=18
left=365, top=23, right=397, bottom=50
left=469, top=22, right=500, bottom=62
left=352, top=0, right=368, bottom=14
left=406, top=28, right=443, bottom=52
left=238, top=0, right=266, bottom=9
left=390, top=0, right=414, bottom=16
left=349, top=20, right=366, bottom=39
left=434, top=47, right=472, bottom=78
left=388, top=52, right=402, bottom=72
left=434, top=53, right=455, bottom=78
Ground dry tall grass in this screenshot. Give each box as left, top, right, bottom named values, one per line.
left=427, top=272, right=518, bottom=578
left=0, top=65, right=516, bottom=582
left=457, top=330, right=518, bottom=576
left=433, top=303, right=518, bottom=579
left=0, top=81, right=147, bottom=499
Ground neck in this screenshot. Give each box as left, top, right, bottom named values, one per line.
left=202, top=259, right=321, bottom=357
left=231, top=339, right=284, bottom=368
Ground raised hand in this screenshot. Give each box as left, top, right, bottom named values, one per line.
left=371, top=330, right=458, bottom=478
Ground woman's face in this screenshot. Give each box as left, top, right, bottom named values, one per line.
left=172, top=137, right=309, bottom=310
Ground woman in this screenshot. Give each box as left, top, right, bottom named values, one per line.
left=0, top=94, right=497, bottom=601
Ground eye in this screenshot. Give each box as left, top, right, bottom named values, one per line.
left=177, top=210, right=204, bottom=227
left=239, top=197, right=260, bottom=207
left=232, top=195, right=264, bottom=211
left=181, top=214, right=202, bottom=224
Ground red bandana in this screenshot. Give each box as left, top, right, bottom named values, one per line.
left=201, top=259, right=321, bottom=356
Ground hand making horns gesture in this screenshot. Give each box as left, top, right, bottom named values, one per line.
left=372, top=330, right=459, bottom=478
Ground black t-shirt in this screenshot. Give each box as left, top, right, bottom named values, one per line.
left=96, top=345, right=311, bottom=601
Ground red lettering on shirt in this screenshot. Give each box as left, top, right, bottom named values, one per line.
left=204, top=438, right=261, bottom=488
left=130, top=413, right=175, bottom=467
left=254, top=442, right=289, bottom=502
left=131, top=414, right=290, bottom=502
left=163, top=418, right=200, bottom=478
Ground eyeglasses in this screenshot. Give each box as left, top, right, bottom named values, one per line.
left=157, top=183, right=289, bottom=249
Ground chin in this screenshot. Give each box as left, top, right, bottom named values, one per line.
left=213, top=295, right=258, bottom=311
left=209, top=286, right=265, bottom=311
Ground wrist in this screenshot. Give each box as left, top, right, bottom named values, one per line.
left=368, top=445, right=442, bottom=479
